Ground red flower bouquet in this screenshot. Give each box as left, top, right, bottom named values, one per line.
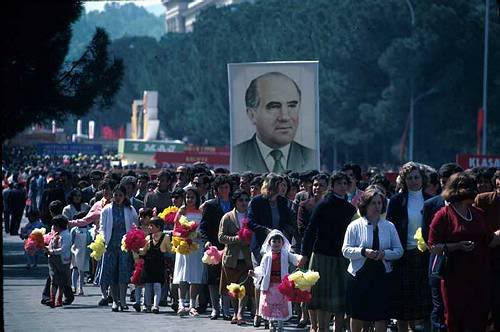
left=237, top=219, right=253, bottom=244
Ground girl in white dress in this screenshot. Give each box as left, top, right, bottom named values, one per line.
left=172, top=188, right=207, bottom=316
left=70, top=211, right=93, bottom=295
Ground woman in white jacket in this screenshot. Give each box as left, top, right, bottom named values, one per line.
left=98, top=184, right=138, bottom=312
left=342, top=189, right=403, bottom=332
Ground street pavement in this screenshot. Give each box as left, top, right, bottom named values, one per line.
left=3, top=220, right=307, bottom=332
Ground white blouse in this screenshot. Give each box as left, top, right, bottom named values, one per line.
left=342, top=217, right=403, bottom=276
left=407, top=190, right=424, bottom=249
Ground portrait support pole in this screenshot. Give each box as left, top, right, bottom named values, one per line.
left=481, top=0, right=489, bottom=154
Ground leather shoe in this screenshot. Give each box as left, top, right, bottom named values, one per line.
left=62, top=297, right=74, bottom=305
left=222, top=314, right=232, bottom=321
left=297, top=320, right=309, bottom=328
left=253, top=316, right=261, bottom=328
left=98, top=298, right=109, bottom=306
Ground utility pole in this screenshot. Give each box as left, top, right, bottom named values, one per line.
left=405, top=0, right=415, bottom=161
left=482, top=0, right=490, bottom=154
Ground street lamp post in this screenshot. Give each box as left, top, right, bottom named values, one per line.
left=482, top=0, right=490, bottom=154
left=405, top=0, right=415, bottom=161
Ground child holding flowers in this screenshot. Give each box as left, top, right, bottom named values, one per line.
left=249, top=230, right=304, bottom=332
left=132, top=208, right=153, bottom=312
left=137, top=217, right=170, bottom=313
left=172, top=188, right=206, bottom=316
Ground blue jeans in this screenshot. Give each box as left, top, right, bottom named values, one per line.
left=429, top=253, right=446, bottom=331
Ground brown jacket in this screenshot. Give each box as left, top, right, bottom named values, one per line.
left=475, top=191, right=500, bottom=231
left=218, top=209, right=252, bottom=269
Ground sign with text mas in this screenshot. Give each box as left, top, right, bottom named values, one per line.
left=118, top=139, right=184, bottom=155
left=456, top=154, right=500, bottom=169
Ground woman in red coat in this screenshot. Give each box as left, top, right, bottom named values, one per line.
left=428, top=172, right=500, bottom=331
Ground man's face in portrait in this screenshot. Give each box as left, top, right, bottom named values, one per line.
left=247, top=74, right=300, bottom=149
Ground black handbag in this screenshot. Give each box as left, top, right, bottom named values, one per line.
left=430, top=251, right=447, bottom=279
left=430, top=207, right=451, bottom=279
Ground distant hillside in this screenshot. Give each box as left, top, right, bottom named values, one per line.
left=68, top=2, right=165, bottom=60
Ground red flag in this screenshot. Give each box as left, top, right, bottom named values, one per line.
left=101, top=126, right=113, bottom=140
left=477, top=108, right=484, bottom=154
left=118, top=126, right=125, bottom=138
left=399, top=112, right=411, bottom=161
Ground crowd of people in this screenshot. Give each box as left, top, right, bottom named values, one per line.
left=3, top=151, right=500, bottom=332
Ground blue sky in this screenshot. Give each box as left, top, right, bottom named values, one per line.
left=84, top=1, right=164, bottom=16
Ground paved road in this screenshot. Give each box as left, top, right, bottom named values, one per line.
left=3, top=221, right=307, bottom=332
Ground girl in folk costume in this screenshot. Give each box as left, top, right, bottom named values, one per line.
left=249, top=230, right=304, bottom=332
left=137, top=217, right=170, bottom=313
left=70, top=211, right=93, bottom=295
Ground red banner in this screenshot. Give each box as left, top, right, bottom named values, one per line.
left=154, top=150, right=229, bottom=166
left=456, top=154, right=500, bottom=169
left=477, top=108, right=484, bottom=154
left=101, top=126, right=125, bottom=140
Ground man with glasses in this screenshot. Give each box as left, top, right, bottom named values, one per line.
left=192, top=173, right=213, bottom=203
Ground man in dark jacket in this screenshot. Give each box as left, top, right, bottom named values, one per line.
left=82, top=170, right=103, bottom=203
left=3, top=183, right=14, bottom=234
left=40, top=175, right=66, bottom=224
left=199, top=175, right=233, bottom=320
left=7, top=182, right=26, bottom=235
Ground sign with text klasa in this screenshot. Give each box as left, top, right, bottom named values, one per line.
left=118, top=139, right=185, bottom=155
left=456, top=154, right=500, bottom=169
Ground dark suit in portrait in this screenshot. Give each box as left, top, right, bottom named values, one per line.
left=232, top=134, right=315, bottom=173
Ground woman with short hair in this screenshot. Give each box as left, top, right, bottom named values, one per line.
left=343, top=189, right=403, bottom=332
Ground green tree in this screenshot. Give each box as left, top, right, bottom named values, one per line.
left=92, top=0, right=499, bottom=167
left=68, top=2, right=166, bottom=60
left=1, top=1, right=124, bottom=143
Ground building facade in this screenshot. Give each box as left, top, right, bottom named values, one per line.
left=162, top=0, right=252, bottom=33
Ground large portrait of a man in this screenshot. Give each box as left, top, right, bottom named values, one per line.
left=229, top=61, right=319, bottom=173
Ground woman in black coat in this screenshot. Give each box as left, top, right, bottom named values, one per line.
left=386, top=162, right=433, bottom=331
left=247, top=173, right=295, bottom=327
left=301, top=171, right=357, bottom=332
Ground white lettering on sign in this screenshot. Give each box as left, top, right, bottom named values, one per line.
left=132, top=143, right=140, bottom=152
left=468, top=157, right=500, bottom=168
left=143, top=144, right=157, bottom=152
